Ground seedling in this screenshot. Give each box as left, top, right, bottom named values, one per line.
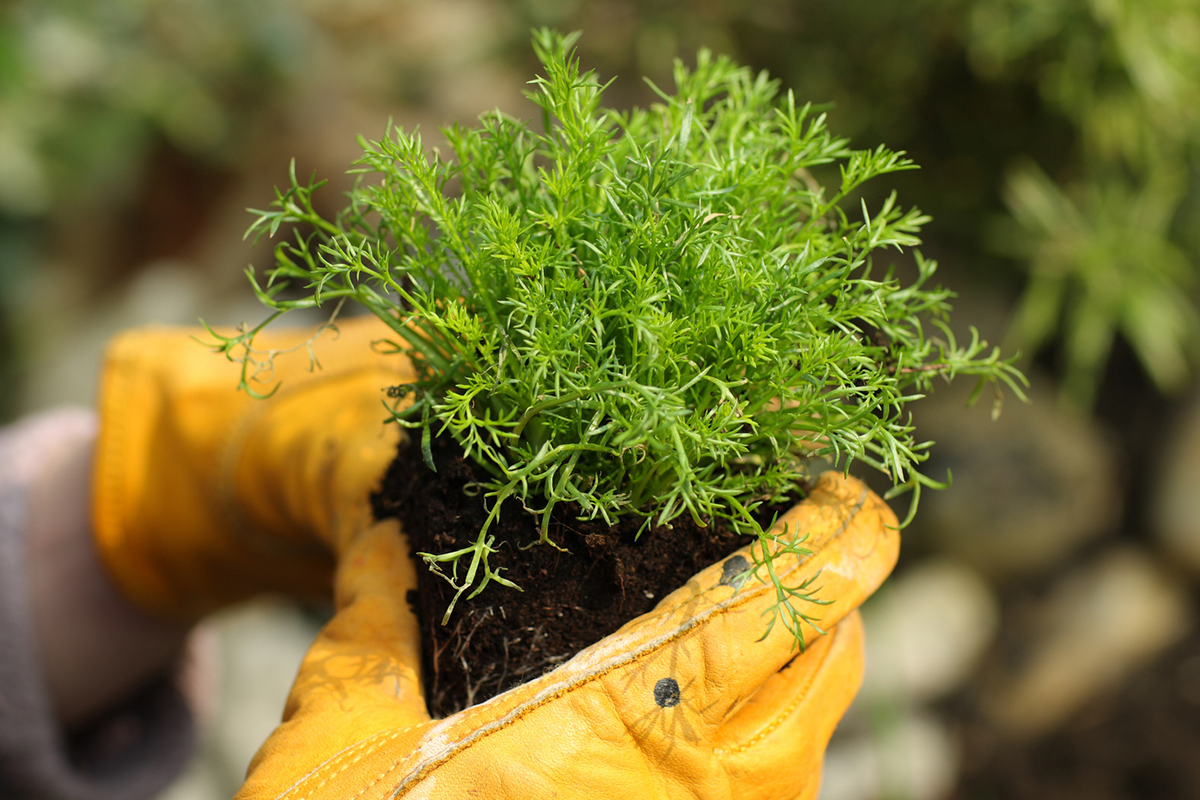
left=211, top=30, right=1025, bottom=649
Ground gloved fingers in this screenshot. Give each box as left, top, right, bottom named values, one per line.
left=288, top=519, right=426, bottom=723
left=231, top=367, right=406, bottom=555
left=576, top=473, right=894, bottom=740
left=688, top=474, right=891, bottom=713
left=385, top=594, right=868, bottom=799
left=397, top=474, right=893, bottom=785
left=92, top=315, right=411, bottom=620
left=242, top=519, right=429, bottom=795
left=238, top=477, right=892, bottom=800
left=713, top=612, right=864, bottom=800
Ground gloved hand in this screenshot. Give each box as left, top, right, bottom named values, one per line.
left=239, top=471, right=897, bottom=800
left=92, top=317, right=898, bottom=799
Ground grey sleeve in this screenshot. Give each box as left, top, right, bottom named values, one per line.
left=0, top=409, right=194, bottom=800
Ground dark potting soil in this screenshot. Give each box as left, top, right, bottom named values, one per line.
left=371, top=433, right=785, bottom=717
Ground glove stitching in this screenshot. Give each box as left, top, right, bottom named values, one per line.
left=283, top=725, right=421, bottom=800
left=379, top=487, right=870, bottom=798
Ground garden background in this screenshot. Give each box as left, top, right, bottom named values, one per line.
left=2, top=1, right=1199, bottom=797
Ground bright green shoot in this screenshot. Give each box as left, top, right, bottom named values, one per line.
left=218, top=29, right=1026, bottom=647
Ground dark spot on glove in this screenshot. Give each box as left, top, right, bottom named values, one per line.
left=718, top=554, right=750, bottom=588
left=654, top=677, right=681, bottom=708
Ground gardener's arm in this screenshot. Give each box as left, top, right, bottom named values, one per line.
left=0, top=409, right=194, bottom=800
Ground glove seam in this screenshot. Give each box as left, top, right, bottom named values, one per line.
left=711, top=627, right=832, bottom=758
left=281, top=726, right=420, bottom=800
left=92, top=335, right=141, bottom=611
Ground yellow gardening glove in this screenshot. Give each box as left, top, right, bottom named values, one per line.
left=92, top=315, right=414, bottom=620
left=239, top=471, right=898, bottom=800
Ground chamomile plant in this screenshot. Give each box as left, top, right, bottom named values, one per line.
left=210, top=29, right=1025, bottom=648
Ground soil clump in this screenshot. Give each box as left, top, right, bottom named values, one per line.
left=372, top=433, right=787, bottom=717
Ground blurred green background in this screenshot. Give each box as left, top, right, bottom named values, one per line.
left=3, top=1, right=1200, bottom=798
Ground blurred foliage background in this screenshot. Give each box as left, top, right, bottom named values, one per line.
left=3, top=1, right=1200, bottom=799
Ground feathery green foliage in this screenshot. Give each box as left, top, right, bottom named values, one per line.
left=975, top=0, right=1200, bottom=409
left=216, top=30, right=1025, bottom=646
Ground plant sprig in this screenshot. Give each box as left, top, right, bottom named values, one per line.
left=216, top=29, right=1026, bottom=646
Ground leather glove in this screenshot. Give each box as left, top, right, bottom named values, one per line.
left=239, top=471, right=897, bottom=800
left=92, top=317, right=898, bottom=799
left=92, top=315, right=414, bottom=620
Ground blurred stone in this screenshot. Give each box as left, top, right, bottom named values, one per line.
left=156, top=600, right=324, bottom=800
left=20, top=261, right=206, bottom=412
left=860, top=558, right=999, bottom=703
left=1154, top=391, right=1200, bottom=576
left=980, top=547, right=1191, bottom=737
left=911, top=372, right=1120, bottom=579
left=819, top=710, right=958, bottom=800
left=431, top=63, right=528, bottom=122
left=19, top=258, right=319, bottom=415
left=381, top=0, right=516, bottom=70
left=154, top=757, right=227, bottom=800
